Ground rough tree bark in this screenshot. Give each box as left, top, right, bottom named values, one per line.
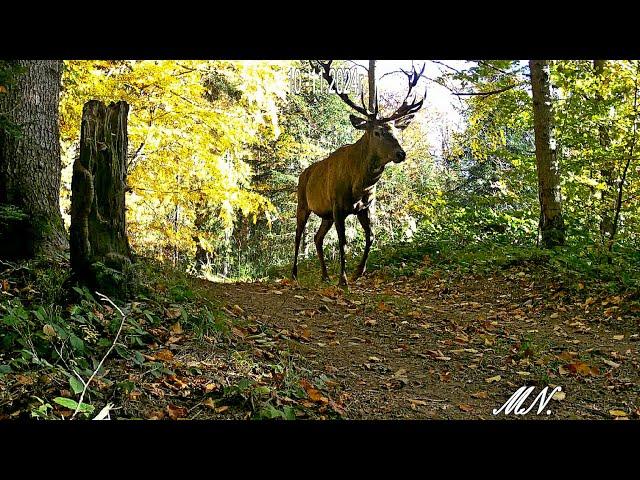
left=529, top=60, right=565, bottom=248
left=70, top=100, right=132, bottom=295
left=0, top=60, right=67, bottom=258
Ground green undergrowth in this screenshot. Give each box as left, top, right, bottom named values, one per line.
left=0, top=257, right=327, bottom=420
left=270, top=231, right=640, bottom=295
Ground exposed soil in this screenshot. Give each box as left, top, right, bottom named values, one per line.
left=175, top=265, right=640, bottom=420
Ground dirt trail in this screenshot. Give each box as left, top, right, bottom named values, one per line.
left=195, top=268, right=640, bottom=420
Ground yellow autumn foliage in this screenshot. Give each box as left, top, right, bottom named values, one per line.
left=59, top=60, right=290, bottom=260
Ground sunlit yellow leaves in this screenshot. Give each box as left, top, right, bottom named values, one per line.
left=60, top=60, right=290, bottom=259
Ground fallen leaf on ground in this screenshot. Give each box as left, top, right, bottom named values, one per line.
left=459, top=403, right=474, bottom=412
left=147, top=409, right=165, bottom=420
left=471, top=391, right=488, bottom=399
left=167, top=404, right=188, bottom=420
left=202, top=398, right=216, bottom=409
left=609, top=409, right=628, bottom=418
left=485, top=375, right=501, bottom=383
left=154, top=349, right=174, bottom=361
left=565, top=361, right=599, bottom=376
left=300, top=379, right=328, bottom=404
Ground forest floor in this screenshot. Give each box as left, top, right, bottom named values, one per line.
left=1, top=252, right=639, bottom=420
left=186, top=265, right=640, bottom=420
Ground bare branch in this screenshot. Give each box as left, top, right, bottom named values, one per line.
left=453, top=83, right=521, bottom=97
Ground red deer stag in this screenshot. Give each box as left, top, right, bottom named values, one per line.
left=292, top=60, right=426, bottom=286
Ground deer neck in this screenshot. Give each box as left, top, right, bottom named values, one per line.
left=357, top=134, right=385, bottom=190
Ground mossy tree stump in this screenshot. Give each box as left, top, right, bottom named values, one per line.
left=70, top=100, right=132, bottom=297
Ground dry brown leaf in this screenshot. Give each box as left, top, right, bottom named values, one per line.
left=471, top=391, right=488, bottom=399
left=42, top=324, right=57, bottom=338
left=167, top=404, right=188, bottom=420
left=459, top=403, right=474, bottom=412
left=565, top=361, right=599, bottom=376
left=154, top=349, right=175, bottom=361
left=202, top=398, right=216, bottom=409
left=15, top=374, right=34, bottom=385
left=170, top=322, right=183, bottom=334
left=378, top=302, right=392, bottom=312
left=485, top=375, right=501, bottom=383
left=300, top=379, right=328, bottom=404
left=613, top=335, right=624, bottom=341
left=147, top=409, right=165, bottom=420
left=166, top=307, right=182, bottom=320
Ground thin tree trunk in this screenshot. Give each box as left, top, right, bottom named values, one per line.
left=0, top=60, right=67, bottom=258
left=610, top=61, right=640, bottom=250
left=530, top=60, right=565, bottom=248
left=368, top=60, right=376, bottom=112
left=593, top=60, right=616, bottom=244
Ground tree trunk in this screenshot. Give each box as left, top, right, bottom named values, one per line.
left=529, top=60, right=565, bottom=248
left=368, top=60, right=376, bottom=112
left=0, top=60, right=67, bottom=258
left=593, top=60, right=616, bottom=244
left=70, top=100, right=132, bottom=296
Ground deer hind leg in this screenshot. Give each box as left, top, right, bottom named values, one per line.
left=292, top=207, right=310, bottom=280
left=353, top=209, right=373, bottom=281
left=314, top=218, right=333, bottom=282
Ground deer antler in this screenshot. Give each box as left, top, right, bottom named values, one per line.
left=376, top=63, right=426, bottom=123
left=310, top=60, right=374, bottom=119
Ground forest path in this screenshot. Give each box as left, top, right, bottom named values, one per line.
left=191, top=266, right=640, bottom=420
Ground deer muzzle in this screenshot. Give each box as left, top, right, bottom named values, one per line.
left=393, top=150, right=406, bottom=163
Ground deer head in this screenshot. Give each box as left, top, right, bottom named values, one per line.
left=310, top=60, right=426, bottom=166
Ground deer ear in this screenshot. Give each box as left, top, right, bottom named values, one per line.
left=394, top=115, right=415, bottom=130
left=350, top=114, right=369, bottom=130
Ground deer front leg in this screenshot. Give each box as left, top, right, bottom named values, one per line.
left=334, top=213, right=348, bottom=287
left=353, top=209, right=373, bottom=281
